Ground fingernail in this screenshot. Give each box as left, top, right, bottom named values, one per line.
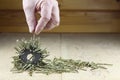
left=29, top=27, right=35, bottom=33
left=35, top=29, right=41, bottom=35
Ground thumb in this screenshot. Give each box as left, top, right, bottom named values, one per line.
left=35, top=0, right=53, bottom=35
left=23, top=0, right=37, bottom=33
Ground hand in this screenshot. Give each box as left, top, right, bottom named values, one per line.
left=23, top=0, right=60, bottom=35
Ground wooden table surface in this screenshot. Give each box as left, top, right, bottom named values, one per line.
left=0, top=33, right=120, bottom=80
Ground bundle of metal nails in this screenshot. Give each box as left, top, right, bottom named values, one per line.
left=11, top=36, right=112, bottom=76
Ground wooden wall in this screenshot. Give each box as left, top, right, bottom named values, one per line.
left=0, top=0, right=120, bottom=33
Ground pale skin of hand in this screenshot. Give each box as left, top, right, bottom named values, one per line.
left=23, top=0, right=60, bottom=35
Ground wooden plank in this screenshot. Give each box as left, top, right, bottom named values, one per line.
left=0, top=25, right=120, bottom=33
left=60, top=11, right=120, bottom=25
left=0, top=0, right=120, bottom=10
left=0, top=10, right=120, bottom=33
left=61, top=0, right=120, bottom=10
left=0, top=10, right=120, bottom=26
left=0, top=10, right=26, bottom=26
left=0, top=0, right=22, bottom=10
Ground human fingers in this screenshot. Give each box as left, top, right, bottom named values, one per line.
left=35, top=0, right=53, bottom=35
left=23, top=0, right=37, bottom=33
left=45, top=0, right=60, bottom=30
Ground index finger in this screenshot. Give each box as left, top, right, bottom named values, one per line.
left=23, top=0, right=37, bottom=33
left=35, top=0, right=53, bottom=34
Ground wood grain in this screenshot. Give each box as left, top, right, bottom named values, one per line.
left=61, top=0, right=120, bottom=10
left=0, top=10, right=120, bottom=33
left=0, top=0, right=120, bottom=10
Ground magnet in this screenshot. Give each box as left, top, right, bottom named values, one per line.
left=19, top=47, right=41, bottom=65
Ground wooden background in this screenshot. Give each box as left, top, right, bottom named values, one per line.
left=0, top=0, right=120, bottom=33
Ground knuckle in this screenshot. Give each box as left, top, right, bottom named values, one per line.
left=55, top=19, right=60, bottom=24
left=42, top=17, right=51, bottom=22
left=53, top=20, right=60, bottom=26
